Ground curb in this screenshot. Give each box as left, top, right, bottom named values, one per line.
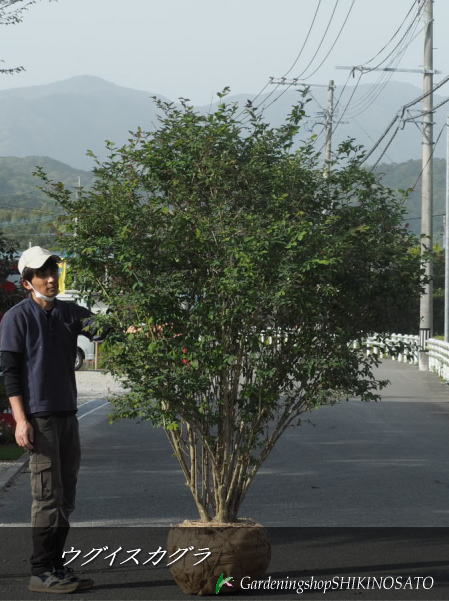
left=0, top=399, right=107, bottom=495
left=0, top=452, right=29, bottom=492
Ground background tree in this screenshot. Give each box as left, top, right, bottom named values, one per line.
left=0, top=232, right=24, bottom=411
left=0, top=0, right=48, bottom=308
left=0, top=0, right=52, bottom=414
left=387, top=245, right=444, bottom=336
left=0, top=0, right=48, bottom=74
left=38, top=93, right=424, bottom=523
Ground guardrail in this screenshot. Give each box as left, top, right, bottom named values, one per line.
left=427, top=338, right=449, bottom=381
left=364, top=334, right=449, bottom=383
left=365, top=333, right=420, bottom=365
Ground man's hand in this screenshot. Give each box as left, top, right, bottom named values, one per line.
left=15, top=419, right=34, bottom=450
left=126, top=324, right=165, bottom=336
left=9, top=396, right=34, bottom=450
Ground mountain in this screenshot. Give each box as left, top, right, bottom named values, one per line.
left=200, top=80, right=448, bottom=165
left=375, top=158, right=447, bottom=245
left=0, top=75, right=446, bottom=248
left=0, top=154, right=445, bottom=251
left=0, top=156, right=93, bottom=249
left=0, top=76, right=446, bottom=169
left=0, top=155, right=93, bottom=207
left=0, top=76, right=167, bottom=170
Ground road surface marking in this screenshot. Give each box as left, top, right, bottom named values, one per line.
left=78, top=401, right=109, bottom=420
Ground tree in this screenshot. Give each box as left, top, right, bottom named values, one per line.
left=0, top=232, right=24, bottom=411
left=0, top=0, right=42, bottom=315
left=38, top=93, right=424, bottom=523
left=387, top=244, right=444, bottom=336
left=430, top=245, right=444, bottom=336
left=0, top=0, right=48, bottom=74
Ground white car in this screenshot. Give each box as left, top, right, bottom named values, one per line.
left=75, top=334, right=96, bottom=371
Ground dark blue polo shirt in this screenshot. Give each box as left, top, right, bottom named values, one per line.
left=0, top=297, right=92, bottom=415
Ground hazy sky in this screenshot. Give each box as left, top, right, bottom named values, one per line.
left=0, top=0, right=448, bottom=104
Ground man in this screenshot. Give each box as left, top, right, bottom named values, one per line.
left=0, top=246, right=97, bottom=593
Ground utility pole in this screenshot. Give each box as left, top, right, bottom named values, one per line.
left=74, top=177, right=81, bottom=237
left=419, top=0, right=433, bottom=369
left=337, top=0, right=436, bottom=367
left=444, top=116, right=449, bottom=342
left=324, top=80, right=335, bottom=177
left=268, top=78, right=335, bottom=171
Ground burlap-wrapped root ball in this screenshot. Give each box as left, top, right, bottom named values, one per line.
left=167, top=520, right=271, bottom=595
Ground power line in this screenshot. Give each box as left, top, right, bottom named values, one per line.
left=255, top=0, right=344, bottom=114
left=303, top=0, right=355, bottom=80
left=238, top=0, right=323, bottom=115
left=368, top=122, right=402, bottom=170
left=345, top=19, right=425, bottom=119
left=408, top=94, right=449, bottom=120
left=258, top=83, right=296, bottom=113
left=325, top=1, right=424, bottom=150
left=301, top=0, right=356, bottom=81
left=352, top=117, right=395, bottom=163
left=0, top=217, right=58, bottom=227
left=294, top=3, right=421, bottom=159
left=358, top=0, right=424, bottom=74
left=330, top=0, right=422, bottom=121
left=332, top=2, right=424, bottom=131
left=332, top=69, right=353, bottom=115
left=406, top=214, right=444, bottom=221
left=316, top=70, right=364, bottom=156
left=283, top=0, right=323, bottom=78
left=4, top=232, right=60, bottom=237
left=308, top=89, right=326, bottom=113
left=294, top=0, right=341, bottom=81
left=360, top=114, right=401, bottom=164
left=400, top=74, right=449, bottom=116
left=360, top=74, right=449, bottom=166
left=0, top=204, right=58, bottom=213
left=361, top=0, right=420, bottom=67
left=329, top=71, right=363, bottom=138
left=245, top=81, right=271, bottom=110
left=410, top=120, right=447, bottom=191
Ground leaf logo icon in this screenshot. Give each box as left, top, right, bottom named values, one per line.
left=215, top=572, right=234, bottom=594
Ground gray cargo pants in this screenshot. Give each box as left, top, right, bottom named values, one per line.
left=29, top=414, right=81, bottom=575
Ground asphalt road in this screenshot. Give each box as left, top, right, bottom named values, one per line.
left=2, top=359, right=449, bottom=600
left=2, top=359, right=449, bottom=527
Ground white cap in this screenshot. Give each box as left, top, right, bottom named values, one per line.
left=18, top=246, right=60, bottom=276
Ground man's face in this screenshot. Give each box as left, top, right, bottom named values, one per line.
left=24, top=266, right=59, bottom=298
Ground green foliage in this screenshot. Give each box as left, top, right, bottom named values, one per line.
left=0, top=374, right=9, bottom=411
left=0, top=156, right=93, bottom=250
left=431, top=245, right=445, bottom=336
left=0, top=442, right=23, bottom=459
left=385, top=244, right=445, bottom=336
left=0, top=417, right=15, bottom=445
left=0, top=233, right=24, bottom=315
left=375, top=159, right=446, bottom=245
left=38, top=93, right=425, bottom=522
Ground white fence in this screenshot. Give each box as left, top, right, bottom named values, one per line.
left=365, top=333, right=420, bottom=365
left=365, top=334, right=449, bottom=383
left=427, top=338, right=449, bottom=381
